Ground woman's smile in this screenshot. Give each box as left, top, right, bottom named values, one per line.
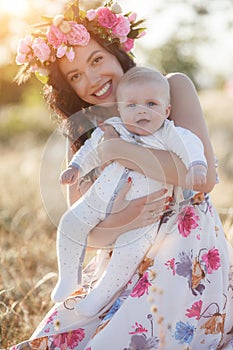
left=93, top=80, right=112, bottom=98
left=58, top=39, right=124, bottom=106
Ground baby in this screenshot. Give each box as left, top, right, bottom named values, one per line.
left=51, top=67, right=207, bottom=317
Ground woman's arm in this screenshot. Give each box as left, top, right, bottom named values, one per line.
left=98, top=73, right=216, bottom=193
left=87, top=186, right=169, bottom=248
left=167, top=72, right=216, bottom=192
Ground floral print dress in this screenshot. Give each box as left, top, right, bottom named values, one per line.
left=10, top=193, right=233, bottom=350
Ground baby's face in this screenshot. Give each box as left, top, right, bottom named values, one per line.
left=117, top=80, right=170, bottom=136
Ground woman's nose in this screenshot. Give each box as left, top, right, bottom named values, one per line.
left=88, top=71, right=101, bottom=87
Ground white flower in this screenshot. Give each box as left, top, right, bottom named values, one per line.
left=53, top=14, right=64, bottom=27
left=111, top=3, right=122, bottom=14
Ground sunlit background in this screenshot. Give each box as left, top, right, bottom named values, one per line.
left=0, top=0, right=233, bottom=84
left=0, top=1, right=233, bottom=346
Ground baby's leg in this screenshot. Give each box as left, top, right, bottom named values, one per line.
left=51, top=163, right=126, bottom=303
left=76, top=224, right=157, bottom=316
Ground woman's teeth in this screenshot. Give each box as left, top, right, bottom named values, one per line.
left=95, top=82, right=111, bottom=97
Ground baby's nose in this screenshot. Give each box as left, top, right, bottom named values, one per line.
left=137, top=107, right=147, bottom=114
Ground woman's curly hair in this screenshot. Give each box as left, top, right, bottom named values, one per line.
left=43, top=34, right=136, bottom=153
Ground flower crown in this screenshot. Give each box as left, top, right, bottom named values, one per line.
left=16, top=0, right=146, bottom=84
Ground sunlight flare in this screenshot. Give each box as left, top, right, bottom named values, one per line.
left=0, top=0, right=28, bottom=15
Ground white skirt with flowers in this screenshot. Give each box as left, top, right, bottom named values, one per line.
left=10, top=193, right=233, bottom=350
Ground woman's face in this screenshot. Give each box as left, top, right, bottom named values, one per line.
left=58, top=39, right=124, bottom=106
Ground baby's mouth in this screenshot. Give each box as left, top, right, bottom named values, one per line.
left=136, top=118, right=150, bottom=125
left=94, top=81, right=111, bottom=97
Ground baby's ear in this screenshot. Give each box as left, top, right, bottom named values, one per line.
left=165, top=104, right=171, bottom=118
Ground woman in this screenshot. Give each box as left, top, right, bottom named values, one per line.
left=12, top=1, right=233, bottom=349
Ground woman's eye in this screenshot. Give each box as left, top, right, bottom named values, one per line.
left=70, top=73, right=81, bottom=82
left=147, top=101, right=156, bottom=107
left=93, top=56, right=103, bottom=65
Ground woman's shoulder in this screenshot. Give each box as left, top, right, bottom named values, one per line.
left=166, top=72, right=195, bottom=90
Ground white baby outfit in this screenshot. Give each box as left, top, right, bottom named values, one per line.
left=51, top=117, right=207, bottom=317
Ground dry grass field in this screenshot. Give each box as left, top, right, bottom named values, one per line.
left=0, top=89, right=233, bottom=348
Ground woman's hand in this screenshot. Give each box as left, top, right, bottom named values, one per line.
left=88, top=184, right=170, bottom=249
left=110, top=182, right=169, bottom=227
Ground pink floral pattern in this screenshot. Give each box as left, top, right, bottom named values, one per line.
left=164, top=257, right=176, bottom=275
left=186, top=300, right=203, bottom=320
left=52, top=329, right=85, bottom=349
left=122, top=38, right=134, bottom=52
left=97, top=7, right=118, bottom=28
left=112, top=14, right=131, bottom=38
left=201, top=247, right=221, bottom=274
left=66, top=22, right=90, bottom=46
left=47, top=25, right=67, bottom=48
left=15, top=36, right=33, bottom=64
left=16, top=3, right=146, bottom=83
left=177, top=206, right=199, bottom=237
left=129, top=322, right=148, bottom=334
left=32, top=38, right=51, bottom=62
left=9, top=194, right=233, bottom=350
left=130, top=272, right=152, bottom=298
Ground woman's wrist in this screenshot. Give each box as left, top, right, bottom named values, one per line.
left=88, top=214, right=130, bottom=248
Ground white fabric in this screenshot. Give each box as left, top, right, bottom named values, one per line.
left=70, top=117, right=207, bottom=177
left=52, top=117, right=207, bottom=314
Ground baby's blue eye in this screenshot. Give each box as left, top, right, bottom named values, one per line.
left=147, top=101, right=156, bottom=107
left=127, top=103, right=136, bottom=108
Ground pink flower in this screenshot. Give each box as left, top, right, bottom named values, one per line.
left=16, top=36, right=33, bottom=64
left=177, top=206, right=199, bottom=237
left=202, top=248, right=221, bottom=274
left=67, top=23, right=90, bottom=46
left=112, top=15, right=130, bottom=38
left=57, top=45, right=74, bottom=61
left=165, top=258, right=176, bottom=275
left=57, top=44, right=68, bottom=58
left=47, top=25, right=67, bottom=48
left=32, top=37, right=51, bottom=62
left=185, top=300, right=203, bottom=320
left=66, top=47, right=75, bottom=61
left=16, top=53, right=29, bottom=64
left=97, top=7, right=118, bottom=28
left=128, top=12, right=137, bottom=22
left=17, top=35, right=33, bottom=54
left=129, top=322, right=148, bottom=334
left=86, top=9, right=96, bottom=21
left=122, top=37, right=134, bottom=52
left=52, top=329, right=85, bottom=349
left=130, top=272, right=152, bottom=298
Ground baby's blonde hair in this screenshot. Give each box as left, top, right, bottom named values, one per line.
left=116, top=66, right=170, bottom=104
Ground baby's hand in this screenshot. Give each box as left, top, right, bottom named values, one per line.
left=60, top=166, right=79, bottom=185
left=186, top=164, right=207, bottom=187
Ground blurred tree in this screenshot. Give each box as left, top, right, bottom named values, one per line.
left=143, top=0, right=233, bottom=88
left=145, top=36, right=200, bottom=87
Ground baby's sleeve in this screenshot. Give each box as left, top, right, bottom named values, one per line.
left=164, top=121, right=207, bottom=170
left=69, top=127, right=103, bottom=177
